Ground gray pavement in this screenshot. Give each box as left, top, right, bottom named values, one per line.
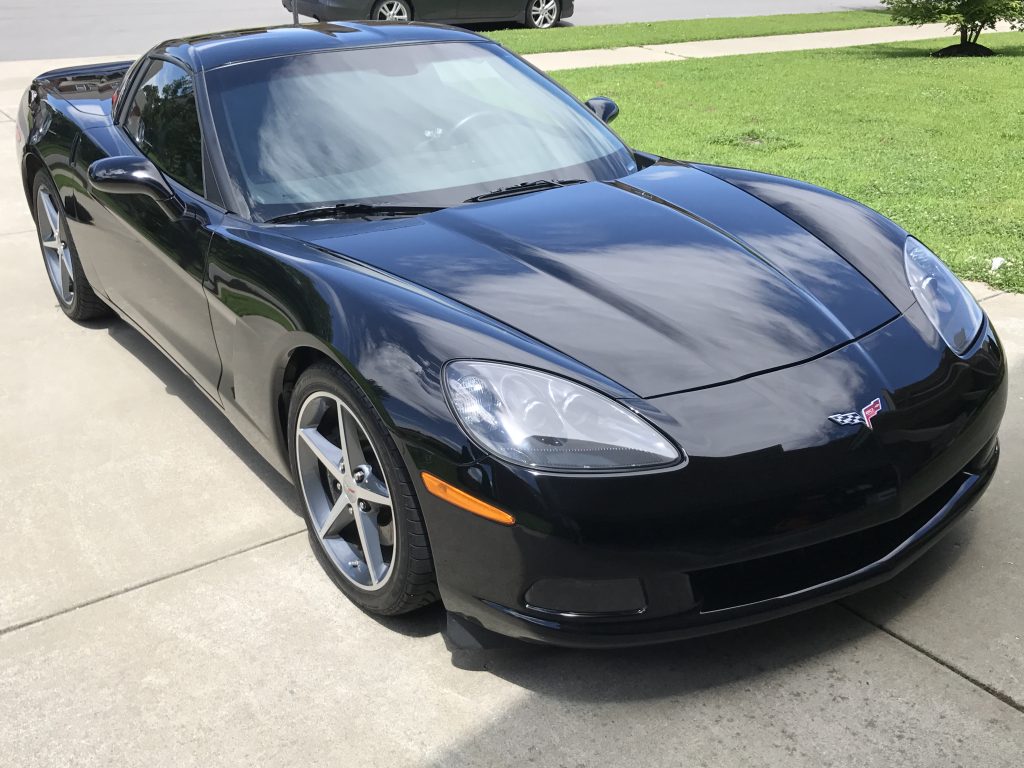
left=0, top=0, right=884, bottom=61
left=1, top=44, right=1022, bottom=765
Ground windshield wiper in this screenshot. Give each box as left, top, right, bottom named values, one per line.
left=266, top=202, right=445, bottom=224
left=464, top=179, right=588, bottom=204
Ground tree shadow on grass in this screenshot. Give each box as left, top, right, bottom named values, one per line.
left=864, top=42, right=1024, bottom=59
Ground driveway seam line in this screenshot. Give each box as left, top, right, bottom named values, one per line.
left=978, top=291, right=1005, bottom=304
left=0, top=528, right=305, bottom=638
left=841, top=603, right=1024, bottom=715
left=638, top=45, right=688, bottom=60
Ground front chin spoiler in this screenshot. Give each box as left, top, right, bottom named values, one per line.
left=447, top=443, right=998, bottom=649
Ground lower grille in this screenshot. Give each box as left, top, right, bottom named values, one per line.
left=690, top=469, right=971, bottom=613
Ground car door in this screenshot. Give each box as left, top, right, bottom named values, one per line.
left=456, top=0, right=522, bottom=20
left=84, top=57, right=223, bottom=400
left=414, top=0, right=459, bottom=20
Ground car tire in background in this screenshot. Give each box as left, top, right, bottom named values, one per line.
left=372, top=0, right=413, bottom=21
left=31, top=170, right=110, bottom=322
left=288, top=361, right=439, bottom=615
left=526, top=0, right=560, bottom=29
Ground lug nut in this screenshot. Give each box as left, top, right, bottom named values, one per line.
left=358, top=500, right=371, bottom=513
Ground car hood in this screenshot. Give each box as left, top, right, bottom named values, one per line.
left=299, top=163, right=899, bottom=398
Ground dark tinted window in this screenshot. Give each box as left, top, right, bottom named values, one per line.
left=123, top=59, right=204, bottom=195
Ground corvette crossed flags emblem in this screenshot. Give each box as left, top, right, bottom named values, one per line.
left=829, top=398, right=883, bottom=430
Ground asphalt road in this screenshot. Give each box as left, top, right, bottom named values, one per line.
left=0, top=0, right=884, bottom=61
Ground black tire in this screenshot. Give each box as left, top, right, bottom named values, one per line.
left=287, top=361, right=438, bottom=615
left=525, top=0, right=560, bottom=29
left=31, top=170, right=110, bottom=322
left=371, top=0, right=413, bottom=21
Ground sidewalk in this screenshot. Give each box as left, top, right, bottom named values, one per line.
left=526, top=21, right=1015, bottom=71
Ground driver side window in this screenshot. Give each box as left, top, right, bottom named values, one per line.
left=123, top=59, right=204, bottom=195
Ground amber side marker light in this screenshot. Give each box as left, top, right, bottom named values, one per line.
left=420, top=472, right=516, bottom=526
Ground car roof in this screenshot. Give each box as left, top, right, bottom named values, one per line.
left=153, top=21, right=492, bottom=72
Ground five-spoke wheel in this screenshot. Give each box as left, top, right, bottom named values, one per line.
left=37, top=187, right=75, bottom=307
left=296, top=390, right=396, bottom=590
left=288, top=362, right=438, bottom=614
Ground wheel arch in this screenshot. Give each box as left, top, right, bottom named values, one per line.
left=272, top=338, right=387, bottom=465
left=22, top=150, right=47, bottom=206
left=277, top=344, right=334, bottom=449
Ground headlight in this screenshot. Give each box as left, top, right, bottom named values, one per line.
left=444, top=361, right=681, bottom=472
left=904, top=237, right=983, bottom=355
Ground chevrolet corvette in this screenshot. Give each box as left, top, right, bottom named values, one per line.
left=15, top=22, right=1006, bottom=648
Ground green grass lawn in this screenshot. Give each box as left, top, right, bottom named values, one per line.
left=486, top=10, right=896, bottom=55
left=554, top=32, right=1024, bottom=292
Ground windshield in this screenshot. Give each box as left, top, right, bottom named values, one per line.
left=204, top=42, right=637, bottom=221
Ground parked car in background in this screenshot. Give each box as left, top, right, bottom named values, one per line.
left=283, top=0, right=572, bottom=28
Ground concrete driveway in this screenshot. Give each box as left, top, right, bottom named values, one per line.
left=1, top=58, right=1022, bottom=766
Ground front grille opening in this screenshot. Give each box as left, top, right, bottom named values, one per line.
left=690, top=471, right=970, bottom=613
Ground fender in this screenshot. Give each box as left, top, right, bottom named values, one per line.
left=204, top=224, right=646, bottom=479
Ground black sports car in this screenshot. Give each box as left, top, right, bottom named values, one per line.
left=16, top=22, right=1006, bottom=649
left=283, top=0, right=573, bottom=28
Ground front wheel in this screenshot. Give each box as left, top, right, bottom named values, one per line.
left=526, top=0, right=560, bottom=29
left=288, top=361, right=438, bottom=615
left=372, top=0, right=412, bottom=21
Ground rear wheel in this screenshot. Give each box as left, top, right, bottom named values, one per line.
left=526, top=0, right=560, bottom=28
left=31, top=170, right=109, bottom=322
left=372, top=0, right=412, bottom=21
left=288, top=361, right=438, bottom=615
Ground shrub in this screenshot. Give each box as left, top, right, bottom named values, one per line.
left=884, top=0, right=1024, bottom=54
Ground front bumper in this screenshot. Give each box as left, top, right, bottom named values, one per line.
left=450, top=439, right=998, bottom=648
left=411, top=310, right=1007, bottom=648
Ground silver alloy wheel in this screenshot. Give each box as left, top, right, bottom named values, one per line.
left=529, top=0, right=559, bottom=28
left=376, top=0, right=410, bottom=21
left=296, top=391, right=396, bottom=591
left=36, top=188, right=74, bottom=306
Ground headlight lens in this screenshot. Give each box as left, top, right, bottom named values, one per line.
left=444, top=361, right=681, bottom=472
left=904, top=237, right=983, bottom=355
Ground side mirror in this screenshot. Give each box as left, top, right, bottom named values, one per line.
left=88, top=156, right=185, bottom=219
left=585, top=96, right=620, bottom=125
